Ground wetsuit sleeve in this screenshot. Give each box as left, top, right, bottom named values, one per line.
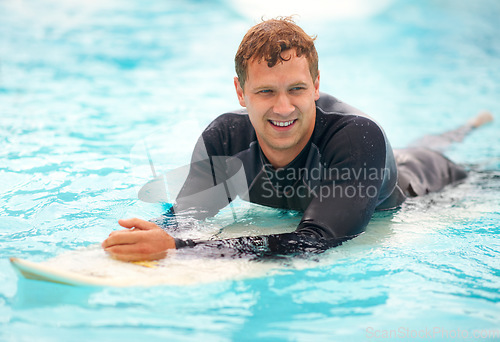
left=172, top=116, right=388, bottom=257
left=172, top=133, right=234, bottom=220
left=297, top=116, right=387, bottom=239
left=171, top=113, right=256, bottom=222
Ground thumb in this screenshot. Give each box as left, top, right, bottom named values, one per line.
left=118, top=218, right=160, bottom=231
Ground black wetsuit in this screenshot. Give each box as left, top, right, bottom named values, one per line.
left=159, top=93, right=466, bottom=256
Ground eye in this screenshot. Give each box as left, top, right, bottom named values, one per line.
left=290, top=86, right=306, bottom=92
left=257, top=89, right=273, bottom=95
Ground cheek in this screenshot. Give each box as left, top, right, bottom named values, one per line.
left=298, top=98, right=315, bottom=113
left=246, top=98, right=263, bottom=117
left=247, top=110, right=268, bottom=132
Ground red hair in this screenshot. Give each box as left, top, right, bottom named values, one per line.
left=235, top=17, right=318, bottom=90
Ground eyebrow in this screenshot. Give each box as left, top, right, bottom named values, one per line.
left=289, top=82, right=308, bottom=88
left=252, top=81, right=309, bottom=91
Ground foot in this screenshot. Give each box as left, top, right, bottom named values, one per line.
left=469, top=110, right=494, bottom=128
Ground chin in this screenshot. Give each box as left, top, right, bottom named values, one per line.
left=270, top=142, right=297, bottom=151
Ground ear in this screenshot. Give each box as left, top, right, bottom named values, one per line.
left=234, top=77, right=246, bottom=107
left=313, top=71, right=320, bottom=101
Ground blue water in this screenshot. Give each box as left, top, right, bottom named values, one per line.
left=1, top=0, right=499, bottom=341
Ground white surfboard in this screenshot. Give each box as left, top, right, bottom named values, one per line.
left=10, top=256, right=122, bottom=287
left=10, top=215, right=301, bottom=287
left=9, top=244, right=292, bottom=287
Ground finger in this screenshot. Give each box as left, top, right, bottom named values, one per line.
left=118, top=218, right=160, bottom=231
left=104, top=244, right=167, bottom=262
left=102, top=230, right=141, bottom=248
left=108, top=229, right=135, bottom=237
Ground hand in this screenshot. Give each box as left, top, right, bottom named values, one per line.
left=102, top=218, right=176, bottom=262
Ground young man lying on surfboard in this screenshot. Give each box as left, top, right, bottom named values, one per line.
left=102, top=17, right=493, bottom=261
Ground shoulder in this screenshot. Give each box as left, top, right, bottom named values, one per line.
left=206, top=110, right=250, bottom=128
left=315, top=92, right=367, bottom=117
left=313, top=93, right=386, bottom=147
left=313, top=93, right=398, bottom=203
left=201, top=110, right=256, bottom=156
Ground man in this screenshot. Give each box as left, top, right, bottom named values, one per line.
left=102, top=17, right=489, bottom=261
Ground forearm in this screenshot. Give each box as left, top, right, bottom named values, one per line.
left=173, top=230, right=351, bottom=258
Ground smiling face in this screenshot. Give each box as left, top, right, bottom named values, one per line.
left=234, top=50, right=320, bottom=168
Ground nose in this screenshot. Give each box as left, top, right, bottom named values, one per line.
left=273, top=93, right=295, bottom=116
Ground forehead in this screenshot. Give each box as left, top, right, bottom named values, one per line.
left=245, top=52, right=312, bottom=88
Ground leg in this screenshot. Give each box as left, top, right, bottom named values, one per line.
left=382, top=111, right=492, bottom=206
left=394, top=148, right=468, bottom=197
left=409, top=111, right=493, bottom=152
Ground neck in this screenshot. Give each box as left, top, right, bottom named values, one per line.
left=260, top=140, right=308, bottom=169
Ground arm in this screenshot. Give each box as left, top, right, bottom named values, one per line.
left=103, top=116, right=390, bottom=260
left=101, top=123, right=246, bottom=261
left=172, top=133, right=244, bottom=220
left=172, top=116, right=390, bottom=257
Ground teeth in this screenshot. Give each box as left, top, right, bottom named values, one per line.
left=271, top=120, right=294, bottom=127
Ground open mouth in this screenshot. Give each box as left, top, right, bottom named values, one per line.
left=269, top=119, right=296, bottom=128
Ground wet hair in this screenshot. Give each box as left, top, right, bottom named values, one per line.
left=235, top=16, right=318, bottom=90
